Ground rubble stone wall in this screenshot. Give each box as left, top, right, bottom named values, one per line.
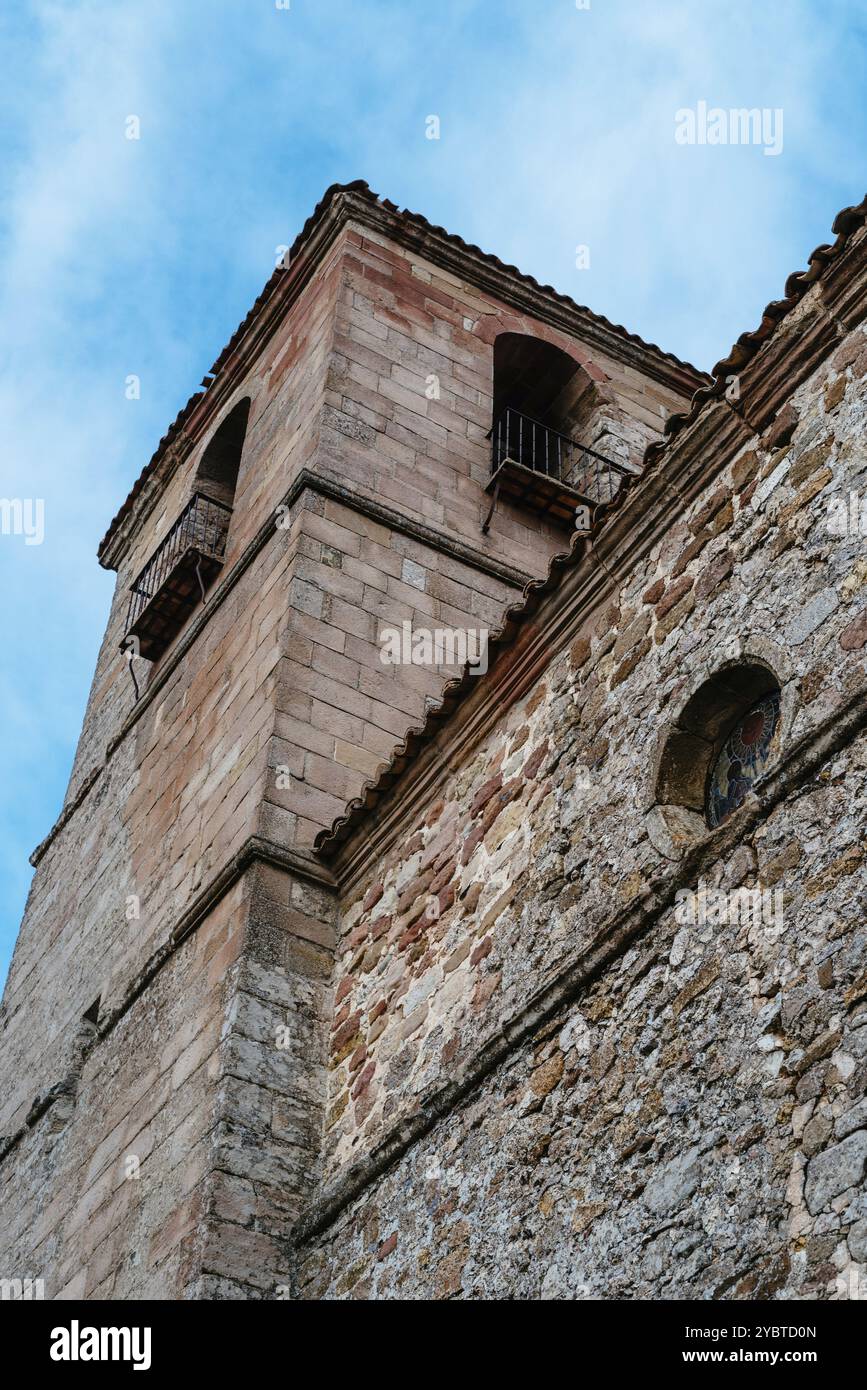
left=303, top=311, right=867, bottom=1297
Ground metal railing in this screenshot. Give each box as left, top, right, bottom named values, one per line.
left=125, top=491, right=232, bottom=633
left=491, top=407, right=631, bottom=505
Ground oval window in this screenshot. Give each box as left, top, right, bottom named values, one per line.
left=706, top=690, right=781, bottom=828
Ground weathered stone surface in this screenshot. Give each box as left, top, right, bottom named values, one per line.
left=4, top=186, right=867, bottom=1303
left=836, top=1098, right=867, bottom=1140
left=849, top=1218, right=867, bottom=1261
left=300, top=270, right=867, bottom=1299
left=840, top=609, right=867, bottom=651
left=762, top=403, right=799, bottom=450
left=804, top=1131, right=867, bottom=1215
left=643, top=1147, right=702, bottom=1215
left=786, top=588, right=839, bottom=645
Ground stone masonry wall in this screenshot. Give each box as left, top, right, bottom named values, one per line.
left=257, top=214, right=696, bottom=853
left=7, top=204, right=689, bottom=1145
left=6, top=191, right=855, bottom=1301
left=0, top=858, right=337, bottom=1300
left=302, top=745, right=867, bottom=1299
left=0, top=880, right=247, bottom=1299
left=325, top=222, right=692, bottom=574
left=0, top=225, right=350, bottom=1144
left=302, top=308, right=867, bottom=1295
left=262, top=489, right=523, bottom=851
left=0, top=534, right=290, bottom=1143
left=61, top=230, right=346, bottom=812
left=2, top=198, right=693, bottom=1299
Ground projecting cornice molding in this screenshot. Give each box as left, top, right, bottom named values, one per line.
left=30, top=468, right=532, bottom=869
left=320, top=396, right=754, bottom=888
left=313, top=197, right=867, bottom=866
left=97, top=181, right=708, bottom=572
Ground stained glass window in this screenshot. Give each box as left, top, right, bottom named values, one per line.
left=706, top=690, right=781, bottom=828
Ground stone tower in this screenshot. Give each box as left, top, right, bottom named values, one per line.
left=7, top=186, right=867, bottom=1303
left=0, top=183, right=701, bottom=1298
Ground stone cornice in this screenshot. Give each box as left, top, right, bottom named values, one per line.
left=30, top=469, right=532, bottom=867
left=3, top=830, right=336, bottom=1167
left=329, top=399, right=754, bottom=893
left=295, top=672, right=867, bottom=1244
left=98, top=185, right=706, bottom=572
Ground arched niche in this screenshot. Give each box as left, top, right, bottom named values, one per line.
left=492, top=333, right=598, bottom=442
left=195, top=397, right=251, bottom=508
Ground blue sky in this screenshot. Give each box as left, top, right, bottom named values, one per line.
left=1, top=0, right=865, bottom=990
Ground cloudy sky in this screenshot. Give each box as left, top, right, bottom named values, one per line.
left=1, top=0, right=865, bottom=988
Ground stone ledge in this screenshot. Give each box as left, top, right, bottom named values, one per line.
left=2, top=833, right=336, bottom=1168
left=293, top=674, right=867, bottom=1244
left=30, top=468, right=531, bottom=868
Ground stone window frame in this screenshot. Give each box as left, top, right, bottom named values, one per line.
left=644, top=637, right=798, bottom=859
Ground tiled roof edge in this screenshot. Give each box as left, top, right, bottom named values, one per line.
left=97, top=180, right=705, bottom=562
left=313, top=192, right=867, bottom=860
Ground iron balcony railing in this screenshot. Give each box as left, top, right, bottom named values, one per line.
left=125, top=491, right=232, bottom=638
left=492, top=407, right=631, bottom=505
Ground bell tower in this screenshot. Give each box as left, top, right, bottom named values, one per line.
left=0, top=182, right=703, bottom=1298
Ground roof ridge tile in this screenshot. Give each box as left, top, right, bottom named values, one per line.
left=313, top=190, right=867, bottom=859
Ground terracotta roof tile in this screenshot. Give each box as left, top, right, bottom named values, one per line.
left=97, top=180, right=704, bottom=561
left=313, top=192, right=867, bottom=859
